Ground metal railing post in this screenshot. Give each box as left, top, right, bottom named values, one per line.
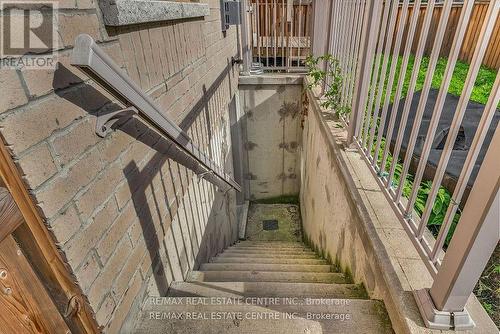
left=414, top=124, right=500, bottom=330
left=240, top=0, right=251, bottom=74
left=346, top=0, right=381, bottom=145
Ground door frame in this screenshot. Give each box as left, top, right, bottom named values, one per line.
left=0, top=139, right=99, bottom=333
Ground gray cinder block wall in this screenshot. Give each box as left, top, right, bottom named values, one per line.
left=238, top=76, right=303, bottom=201
left=0, top=0, right=240, bottom=332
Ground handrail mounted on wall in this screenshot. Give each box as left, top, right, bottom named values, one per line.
left=70, top=34, right=241, bottom=192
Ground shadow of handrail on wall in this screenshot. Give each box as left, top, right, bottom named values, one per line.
left=53, top=59, right=238, bottom=296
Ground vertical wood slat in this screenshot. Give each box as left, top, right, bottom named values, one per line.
left=0, top=188, right=24, bottom=242
left=250, top=0, right=312, bottom=70
left=395, top=1, right=500, bottom=69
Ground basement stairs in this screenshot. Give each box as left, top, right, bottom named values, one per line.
left=134, top=204, right=393, bottom=333
left=134, top=239, right=393, bottom=333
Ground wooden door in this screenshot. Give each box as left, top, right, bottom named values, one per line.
left=0, top=188, right=70, bottom=334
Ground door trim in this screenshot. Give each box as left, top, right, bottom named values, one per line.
left=0, top=139, right=99, bottom=333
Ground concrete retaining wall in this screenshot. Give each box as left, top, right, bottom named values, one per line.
left=300, top=86, right=497, bottom=334
left=238, top=75, right=303, bottom=201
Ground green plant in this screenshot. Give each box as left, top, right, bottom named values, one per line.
left=370, top=137, right=460, bottom=246
left=305, top=54, right=350, bottom=117
left=377, top=54, right=498, bottom=108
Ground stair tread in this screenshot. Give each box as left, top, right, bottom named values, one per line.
left=200, top=263, right=334, bottom=273
left=227, top=246, right=312, bottom=252
left=167, top=281, right=368, bottom=299
left=137, top=298, right=392, bottom=333
left=218, top=252, right=319, bottom=259
left=222, top=250, right=318, bottom=257
left=188, top=270, right=347, bottom=284
left=210, top=257, right=328, bottom=265
left=235, top=241, right=306, bottom=247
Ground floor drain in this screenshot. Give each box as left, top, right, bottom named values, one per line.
left=262, top=220, right=279, bottom=230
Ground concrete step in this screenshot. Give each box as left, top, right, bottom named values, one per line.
left=229, top=245, right=312, bottom=252
left=187, top=271, right=347, bottom=284
left=234, top=241, right=307, bottom=248
left=136, top=298, right=392, bottom=333
left=167, top=281, right=368, bottom=299
left=210, top=256, right=328, bottom=265
left=200, top=263, right=333, bottom=273
left=222, top=249, right=317, bottom=257
left=217, top=252, right=319, bottom=259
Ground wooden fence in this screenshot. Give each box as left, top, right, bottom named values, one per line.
left=249, top=0, right=313, bottom=69
left=395, top=1, right=500, bottom=69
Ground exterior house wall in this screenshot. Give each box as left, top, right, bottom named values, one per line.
left=0, top=0, right=240, bottom=332
left=238, top=75, right=303, bottom=201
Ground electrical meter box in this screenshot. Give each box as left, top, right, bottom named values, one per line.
left=221, top=0, right=241, bottom=31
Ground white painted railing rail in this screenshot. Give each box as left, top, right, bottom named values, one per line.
left=309, top=0, right=499, bottom=330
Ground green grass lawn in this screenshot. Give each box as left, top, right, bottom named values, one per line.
left=377, top=54, right=498, bottom=107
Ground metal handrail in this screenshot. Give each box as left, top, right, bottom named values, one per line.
left=70, top=34, right=241, bottom=192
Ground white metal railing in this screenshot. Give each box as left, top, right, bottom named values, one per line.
left=310, top=0, right=499, bottom=330
left=243, top=0, right=312, bottom=72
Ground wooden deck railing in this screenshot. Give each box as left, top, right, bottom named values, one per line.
left=244, top=0, right=313, bottom=71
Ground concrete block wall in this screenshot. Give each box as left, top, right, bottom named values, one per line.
left=0, top=1, right=240, bottom=332
left=238, top=75, right=303, bottom=201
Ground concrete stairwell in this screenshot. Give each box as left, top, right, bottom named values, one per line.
left=134, top=240, right=393, bottom=333
left=134, top=204, right=392, bottom=333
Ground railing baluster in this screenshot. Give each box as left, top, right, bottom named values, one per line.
left=366, top=0, right=399, bottom=159
left=394, top=0, right=454, bottom=207
left=345, top=0, right=363, bottom=114
left=265, top=0, right=269, bottom=66
left=431, top=71, right=499, bottom=263
left=406, top=0, right=476, bottom=229
left=340, top=0, right=355, bottom=112
left=347, top=0, right=383, bottom=144
left=372, top=0, right=410, bottom=167
left=257, top=0, right=261, bottom=65
left=381, top=0, right=422, bottom=189
left=419, top=0, right=498, bottom=246
left=273, top=0, right=277, bottom=67
left=415, top=124, right=500, bottom=330
left=347, top=0, right=366, bottom=118
left=297, top=0, right=302, bottom=67
left=281, top=0, right=285, bottom=69
left=361, top=0, right=392, bottom=148
left=387, top=0, right=436, bottom=196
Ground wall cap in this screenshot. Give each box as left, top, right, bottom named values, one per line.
left=99, top=0, right=210, bottom=26
left=239, top=74, right=304, bottom=85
